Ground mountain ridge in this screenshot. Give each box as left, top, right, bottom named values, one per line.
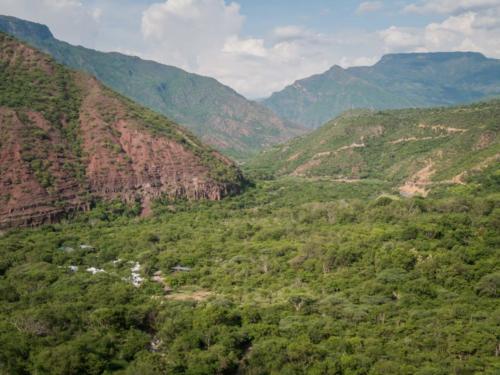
left=0, top=15, right=304, bottom=160
left=263, top=51, right=500, bottom=128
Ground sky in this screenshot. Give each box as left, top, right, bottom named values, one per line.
left=1, top=0, right=500, bottom=98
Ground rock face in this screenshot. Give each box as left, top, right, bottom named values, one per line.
left=0, top=33, right=244, bottom=228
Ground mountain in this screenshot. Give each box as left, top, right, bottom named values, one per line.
left=249, top=101, right=499, bottom=196
left=0, top=15, right=304, bottom=160
left=263, top=52, right=500, bottom=128
left=0, top=32, right=245, bottom=228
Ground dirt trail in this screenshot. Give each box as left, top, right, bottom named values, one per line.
left=291, top=159, right=322, bottom=176
left=336, top=142, right=366, bottom=152
left=151, top=271, right=213, bottom=301
left=151, top=272, right=173, bottom=293
left=418, top=124, right=467, bottom=133
left=390, top=136, right=435, bottom=144
left=313, top=151, right=333, bottom=158
left=399, top=161, right=435, bottom=197
left=443, top=153, right=500, bottom=185
left=292, top=141, right=366, bottom=176
left=299, top=176, right=363, bottom=183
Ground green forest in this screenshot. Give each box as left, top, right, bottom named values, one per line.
left=1, top=164, right=499, bottom=374
left=0, top=11, right=499, bottom=375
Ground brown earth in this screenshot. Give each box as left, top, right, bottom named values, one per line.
left=291, top=141, right=366, bottom=176
left=0, top=108, right=89, bottom=228
left=399, top=161, right=435, bottom=197
left=291, top=159, right=322, bottom=176
left=389, top=136, right=436, bottom=144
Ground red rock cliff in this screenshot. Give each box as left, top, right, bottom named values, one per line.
left=0, top=33, right=243, bottom=228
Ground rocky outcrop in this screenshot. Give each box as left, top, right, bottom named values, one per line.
left=0, top=33, right=244, bottom=229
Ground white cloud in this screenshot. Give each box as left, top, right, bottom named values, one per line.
left=379, top=8, right=500, bottom=57
left=138, top=1, right=382, bottom=97
left=0, top=0, right=101, bottom=47
left=272, top=26, right=311, bottom=42
left=141, top=0, right=243, bottom=70
left=382, top=1, right=500, bottom=58
left=222, top=36, right=267, bottom=57
left=339, top=55, right=379, bottom=67
left=356, top=1, right=383, bottom=14
left=0, top=0, right=381, bottom=97
left=379, top=26, right=423, bottom=50
left=404, top=0, right=500, bottom=14
left=137, top=0, right=495, bottom=96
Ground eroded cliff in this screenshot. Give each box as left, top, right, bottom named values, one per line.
left=0, top=33, right=244, bottom=228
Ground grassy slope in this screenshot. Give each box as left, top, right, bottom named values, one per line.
left=249, top=101, right=500, bottom=188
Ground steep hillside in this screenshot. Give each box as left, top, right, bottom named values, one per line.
left=249, top=101, right=500, bottom=196
left=263, top=52, right=500, bottom=128
left=0, top=32, right=244, bottom=228
left=0, top=15, right=304, bottom=160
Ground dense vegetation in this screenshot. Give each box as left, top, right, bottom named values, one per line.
left=0, top=15, right=499, bottom=375
left=1, top=163, right=498, bottom=374
left=263, top=52, right=500, bottom=129
left=0, top=15, right=303, bottom=160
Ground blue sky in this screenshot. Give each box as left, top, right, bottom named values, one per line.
left=1, top=0, right=500, bottom=98
left=240, top=1, right=400, bottom=35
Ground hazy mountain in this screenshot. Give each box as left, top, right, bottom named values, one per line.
left=0, top=15, right=304, bottom=160
left=263, top=52, right=500, bottom=128
left=0, top=32, right=244, bottom=228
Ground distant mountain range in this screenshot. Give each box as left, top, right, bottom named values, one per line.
left=263, top=52, right=500, bottom=129
left=249, top=100, right=499, bottom=196
left=0, top=15, right=303, bottom=160
left=0, top=32, right=244, bottom=228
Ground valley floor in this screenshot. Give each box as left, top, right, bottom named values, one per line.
left=0, top=170, right=499, bottom=374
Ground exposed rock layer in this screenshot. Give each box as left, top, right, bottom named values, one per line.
left=0, top=33, right=243, bottom=228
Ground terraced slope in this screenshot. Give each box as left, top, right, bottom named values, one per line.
left=249, top=101, right=500, bottom=196
left=0, top=32, right=244, bottom=228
